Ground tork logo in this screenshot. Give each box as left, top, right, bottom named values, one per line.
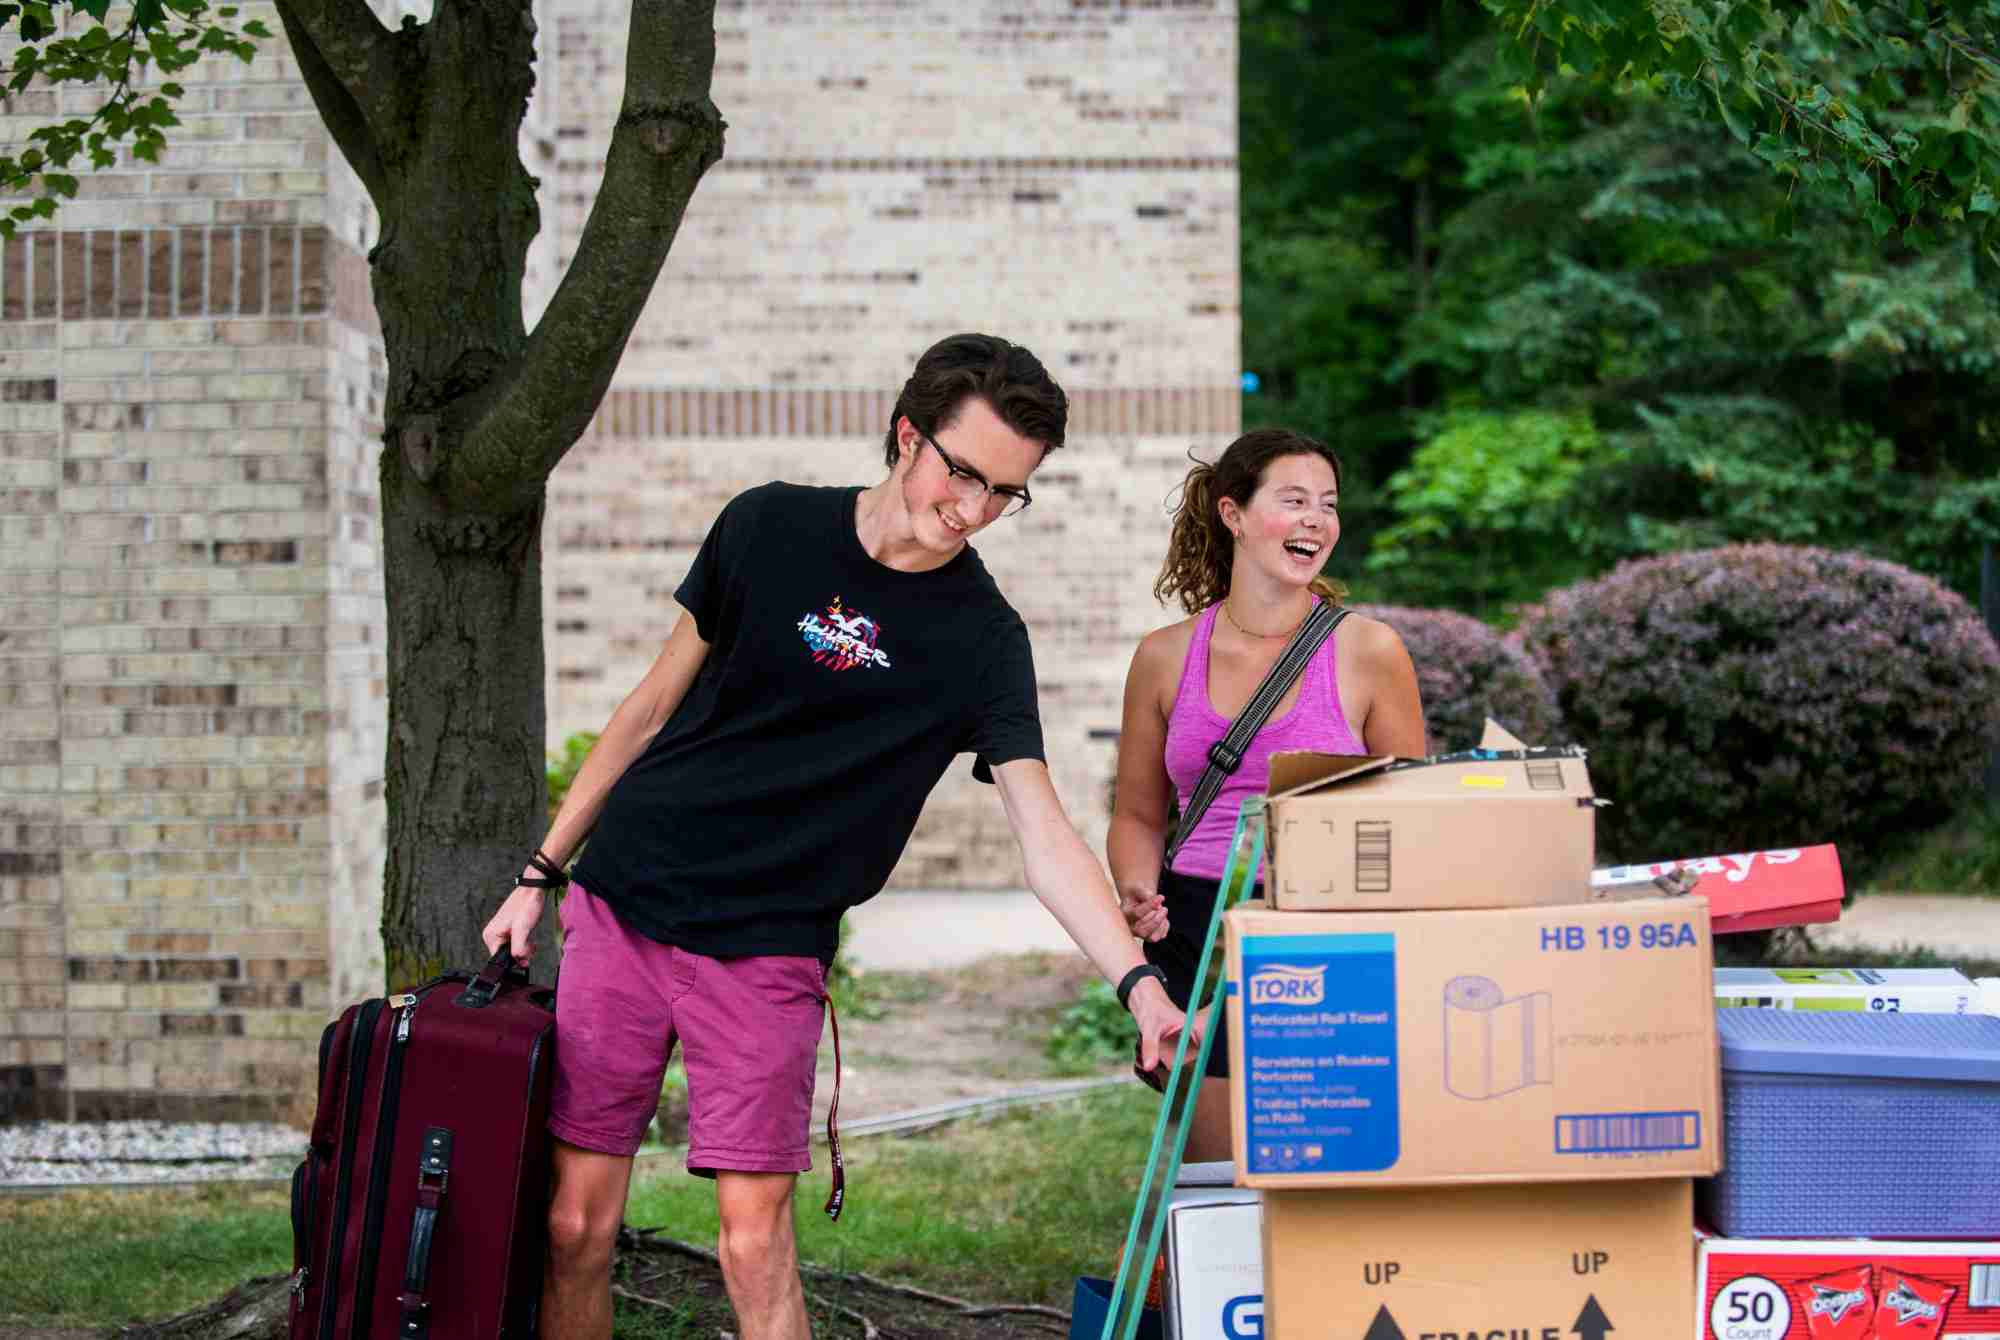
left=1247, top=964, right=1325, bottom=1007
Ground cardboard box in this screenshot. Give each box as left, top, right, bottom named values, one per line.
left=1696, top=1234, right=2000, bottom=1340
left=1265, top=721, right=1597, bottom=912
left=1162, top=1166, right=1262, bottom=1340
left=1262, top=1178, right=1694, bottom=1340
left=1714, top=966, right=1979, bottom=1014
left=1225, top=896, right=1721, bottom=1188
left=1593, top=845, right=1845, bottom=935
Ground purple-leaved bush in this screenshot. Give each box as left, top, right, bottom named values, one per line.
left=1351, top=604, right=1564, bottom=753
left=1515, top=545, right=2000, bottom=865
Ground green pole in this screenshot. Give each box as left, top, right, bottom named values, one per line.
left=1101, top=798, right=1266, bottom=1340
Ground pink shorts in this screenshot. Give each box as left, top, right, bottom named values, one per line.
left=549, top=885, right=827, bottom=1173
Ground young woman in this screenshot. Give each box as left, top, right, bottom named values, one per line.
left=1108, top=428, right=1427, bottom=1161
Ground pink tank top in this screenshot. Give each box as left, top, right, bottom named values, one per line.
left=1163, top=603, right=1364, bottom=879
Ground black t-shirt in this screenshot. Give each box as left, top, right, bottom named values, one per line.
left=571, top=482, right=1045, bottom=964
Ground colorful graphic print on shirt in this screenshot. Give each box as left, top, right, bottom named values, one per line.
left=797, top=595, right=893, bottom=672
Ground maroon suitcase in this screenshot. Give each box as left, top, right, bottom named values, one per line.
left=290, top=950, right=556, bottom=1340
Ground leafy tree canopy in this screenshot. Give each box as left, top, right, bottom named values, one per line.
left=1486, top=0, right=2000, bottom=257
left=2, top=0, right=269, bottom=236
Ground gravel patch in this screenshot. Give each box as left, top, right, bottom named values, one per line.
left=0, top=1121, right=306, bottom=1188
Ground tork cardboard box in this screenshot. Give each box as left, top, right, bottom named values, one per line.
left=1225, top=897, right=1721, bottom=1188
left=1263, top=1179, right=1695, bottom=1340
left=1265, top=722, right=1598, bottom=912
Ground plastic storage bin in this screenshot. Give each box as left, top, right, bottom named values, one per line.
left=1703, top=1009, right=2000, bottom=1237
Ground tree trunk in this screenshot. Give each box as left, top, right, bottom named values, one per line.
left=369, top=0, right=547, bottom=988
left=270, top=0, right=725, bottom=989
left=380, top=484, right=550, bottom=988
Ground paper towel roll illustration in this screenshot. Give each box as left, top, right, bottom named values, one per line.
left=1443, top=974, right=1552, bottom=1100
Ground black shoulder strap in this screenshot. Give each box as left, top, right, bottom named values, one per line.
left=1165, top=603, right=1352, bottom=865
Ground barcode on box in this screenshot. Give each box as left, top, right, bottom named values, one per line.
left=1554, top=1110, right=1701, bottom=1154
left=1355, top=821, right=1391, bottom=893
left=1526, top=760, right=1565, bottom=791
left=1971, top=1262, right=2000, bottom=1307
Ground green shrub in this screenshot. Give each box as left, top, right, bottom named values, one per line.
left=1517, top=544, right=2000, bottom=866
left=546, top=731, right=599, bottom=822
left=1045, top=978, right=1130, bottom=1073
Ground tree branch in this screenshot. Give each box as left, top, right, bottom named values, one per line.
left=447, top=0, right=725, bottom=511
left=272, top=0, right=395, bottom=207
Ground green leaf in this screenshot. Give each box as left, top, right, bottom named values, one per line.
left=132, top=0, right=163, bottom=27
left=1972, top=187, right=1999, bottom=215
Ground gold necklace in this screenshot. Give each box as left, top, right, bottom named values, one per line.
left=1221, top=598, right=1310, bottom=640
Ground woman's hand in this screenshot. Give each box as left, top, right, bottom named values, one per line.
left=1120, top=882, right=1170, bottom=942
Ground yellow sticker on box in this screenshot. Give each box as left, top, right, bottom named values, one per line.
left=1460, top=775, right=1506, bottom=789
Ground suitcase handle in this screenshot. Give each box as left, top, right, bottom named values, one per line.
left=455, top=947, right=531, bottom=1009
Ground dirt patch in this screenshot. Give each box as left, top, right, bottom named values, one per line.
left=109, top=1242, right=1072, bottom=1340
left=809, top=950, right=1113, bottom=1129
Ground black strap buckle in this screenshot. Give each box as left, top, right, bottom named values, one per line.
left=1207, top=740, right=1244, bottom=774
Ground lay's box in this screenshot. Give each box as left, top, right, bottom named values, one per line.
left=1224, top=897, right=1721, bottom=1188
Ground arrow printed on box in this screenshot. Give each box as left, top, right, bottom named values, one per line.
left=1571, top=1294, right=1613, bottom=1340
left=1362, top=1305, right=1406, bottom=1340
left=1356, top=1297, right=1609, bottom=1340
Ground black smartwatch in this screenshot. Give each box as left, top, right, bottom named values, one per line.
left=1116, top=963, right=1169, bottom=1012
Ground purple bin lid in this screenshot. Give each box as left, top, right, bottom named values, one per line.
left=1717, top=1007, right=2000, bottom=1083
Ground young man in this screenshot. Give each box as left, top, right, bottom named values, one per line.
left=481, top=333, right=1191, bottom=1340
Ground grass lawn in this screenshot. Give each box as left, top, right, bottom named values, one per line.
left=1857, top=797, right=2000, bottom=895
left=627, top=1085, right=1158, bottom=1309
left=0, top=1182, right=294, bottom=1328
left=0, top=1087, right=1165, bottom=1331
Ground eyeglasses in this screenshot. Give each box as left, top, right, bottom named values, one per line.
left=917, top=430, right=1033, bottom=518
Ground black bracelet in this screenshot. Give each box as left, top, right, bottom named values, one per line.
left=519, top=848, right=570, bottom=890
left=1116, top=963, right=1168, bottom=1012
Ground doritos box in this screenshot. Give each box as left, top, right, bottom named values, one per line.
left=1592, top=845, right=1845, bottom=935
left=1265, top=721, right=1597, bottom=911
left=1697, top=1235, right=2000, bottom=1340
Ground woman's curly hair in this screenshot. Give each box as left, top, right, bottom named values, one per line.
left=1153, top=428, right=1346, bottom=615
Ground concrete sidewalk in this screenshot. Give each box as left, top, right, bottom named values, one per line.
left=842, top=888, right=2000, bottom=971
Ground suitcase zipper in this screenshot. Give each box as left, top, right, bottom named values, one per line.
left=289, top=1159, right=313, bottom=1308
left=349, top=993, right=422, bottom=1340
left=293, top=1017, right=338, bottom=1320
left=315, top=999, right=382, bottom=1340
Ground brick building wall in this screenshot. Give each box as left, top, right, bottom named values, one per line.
left=545, top=0, right=1241, bottom=886
left=0, top=6, right=375, bottom=1119
left=1, top=0, right=1237, bottom=1120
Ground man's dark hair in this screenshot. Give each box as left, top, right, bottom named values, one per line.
left=882, top=333, right=1069, bottom=469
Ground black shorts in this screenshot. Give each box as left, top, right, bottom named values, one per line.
left=1141, top=866, right=1261, bottom=1079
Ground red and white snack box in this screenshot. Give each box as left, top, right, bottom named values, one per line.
left=1594, top=844, right=1845, bottom=935
left=1698, top=1235, right=2000, bottom=1340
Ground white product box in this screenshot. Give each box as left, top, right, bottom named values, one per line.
left=1163, top=1163, right=1262, bottom=1340
left=1714, top=966, right=1978, bottom=1014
